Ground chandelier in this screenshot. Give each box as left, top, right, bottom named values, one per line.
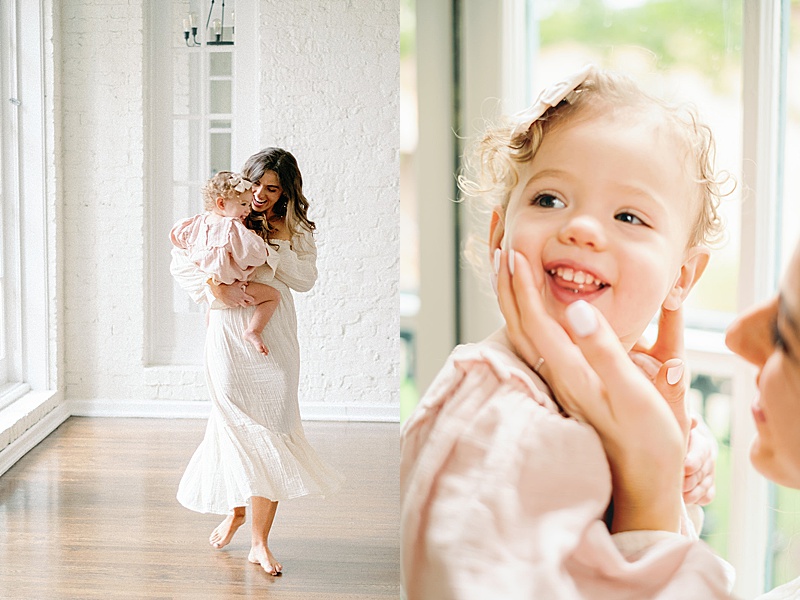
left=183, top=0, right=234, bottom=47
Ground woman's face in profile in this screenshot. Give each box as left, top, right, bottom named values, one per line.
left=726, top=243, right=800, bottom=488
left=252, top=170, right=283, bottom=214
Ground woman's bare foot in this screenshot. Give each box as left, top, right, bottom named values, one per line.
left=209, top=512, right=246, bottom=549
left=248, top=544, right=282, bottom=575
left=243, top=330, right=269, bottom=355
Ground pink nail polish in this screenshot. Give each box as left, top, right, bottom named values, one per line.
left=667, top=363, right=684, bottom=386
left=566, top=300, right=597, bottom=337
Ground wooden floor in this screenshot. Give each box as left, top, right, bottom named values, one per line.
left=0, top=418, right=399, bottom=599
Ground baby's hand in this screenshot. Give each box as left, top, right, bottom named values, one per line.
left=631, top=349, right=716, bottom=506
left=682, top=418, right=717, bottom=506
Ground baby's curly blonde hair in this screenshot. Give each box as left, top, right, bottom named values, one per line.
left=460, top=66, right=729, bottom=254
left=202, top=171, right=251, bottom=211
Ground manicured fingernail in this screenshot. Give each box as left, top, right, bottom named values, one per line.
left=493, top=248, right=501, bottom=274
left=667, top=362, right=684, bottom=386
left=508, top=249, right=515, bottom=275
left=566, top=300, right=597, bottom=337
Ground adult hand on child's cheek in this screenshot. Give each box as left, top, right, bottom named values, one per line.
left=497, top=249, right=686, bottom=533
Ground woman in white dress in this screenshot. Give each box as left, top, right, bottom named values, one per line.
left=495, top=235, right=800, bottom=597
left=170, top=147, right=343, bottom=575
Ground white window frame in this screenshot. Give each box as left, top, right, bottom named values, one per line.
left=144, top=0, right=259, bottom=367
left=415, top=0, right=790, bottom=596
left=0, top=0, right=63, bottom=477
left=0, top=0, right=24, bottom=405
left=0, top=0, right=52, bottom=407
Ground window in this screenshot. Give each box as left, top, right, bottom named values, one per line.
left=147, top=0, right=256, bottom=366
left=0, top=0, right=28, bottom=409
left=400, top=0, right=419, bottom=420
left=0, top=0, right=57, bottom=429
left=0, top=0, right=17, bottom=395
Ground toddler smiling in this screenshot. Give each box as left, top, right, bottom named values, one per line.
left=400, top=65, right=729, bottom=599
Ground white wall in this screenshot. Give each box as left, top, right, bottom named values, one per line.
left=253, top=0, right=399, bottom=420
left=59, top=0, right=399, bottom=420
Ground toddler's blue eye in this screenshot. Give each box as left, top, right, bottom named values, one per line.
left=532, top=193, right=565, bottom=209
left=615, top=212, right=645, bottom=226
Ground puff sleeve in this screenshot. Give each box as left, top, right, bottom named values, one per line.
left=264, top=228, right=318, bottom=292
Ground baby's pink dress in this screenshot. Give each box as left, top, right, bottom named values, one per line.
left=170, top=213, right=268, bottom=286
left=401, top=340, right=733, bottom=600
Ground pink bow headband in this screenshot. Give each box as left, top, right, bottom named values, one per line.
left=510, top=64, right=594, bottom=137
left=229, top=174, right=253, bottom=193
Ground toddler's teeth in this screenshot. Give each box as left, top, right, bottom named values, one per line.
left=573, top=271, right=586, bottom=284
left=584, top=274, right=595, bottom=285
left=562, top=268, right=574, bottom=282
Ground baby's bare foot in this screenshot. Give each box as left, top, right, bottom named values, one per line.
left=243, top=330, right=269, bottom=356
left=209, top=513, right=246, bottom=549
left=248, top=544, right=282, bottom=575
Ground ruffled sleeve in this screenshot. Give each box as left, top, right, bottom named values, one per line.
left=169, top=215, right=200, bottom=250
left=212, top=219, right=268, bottom=284
left=263, top=228, right=318, bottom=292
left=400, top=342, right=734, bottom=600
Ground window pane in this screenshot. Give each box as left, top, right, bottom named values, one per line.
left=689, top=373, right=732, bottom=558
left=771, top=488, right=800, bottom=587
left=210, top=51, right=232, bottom=76
left=531, top=0, right=743, bottom=321
left=209, top=132, right=231, bottom=175
left=781, top=1, right=800, bottom=271
left=209, top=79, right=232, bottom=114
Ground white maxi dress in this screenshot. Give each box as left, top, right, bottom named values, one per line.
left=170, top=228, right=343, bottom=514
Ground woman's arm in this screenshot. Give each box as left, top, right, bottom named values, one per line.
left=273, top=228, right=318, bottom=292
left=170, top=247, right=253, bottom=307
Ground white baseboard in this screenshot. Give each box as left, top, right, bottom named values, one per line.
left=69, top=398, right=399, bottom=422
left=0, top=402, right=70, bottom=477
left=69, top=398, right=213, bottom=419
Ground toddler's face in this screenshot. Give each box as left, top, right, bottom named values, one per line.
left=221, top=191, right=254, bottom=221
left=494, top=112, right=708, bottom=349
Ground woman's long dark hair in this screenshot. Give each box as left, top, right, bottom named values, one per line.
left=242, top=147, right=316, bottom=243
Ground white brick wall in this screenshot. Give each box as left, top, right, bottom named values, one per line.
left=62, top=0, right=149, bottom=406
left=256, top=0, right=399, bottom=416
left=60, top=0, right=399, bottom=420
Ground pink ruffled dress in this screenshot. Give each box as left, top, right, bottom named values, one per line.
left=170, top=213, right=268, bottom=285
left=401, top=339, right=733, bottom=599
